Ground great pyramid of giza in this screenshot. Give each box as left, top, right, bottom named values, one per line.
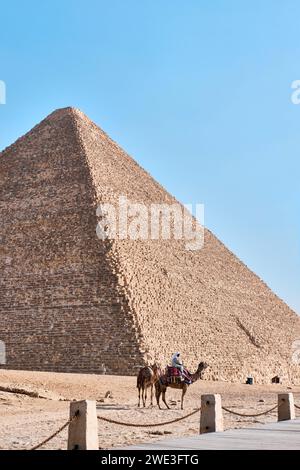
left=0, top=107, right=299, bottom=383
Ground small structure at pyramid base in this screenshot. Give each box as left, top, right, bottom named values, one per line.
left=271, top=375, right=281, bottom=384
left=0, top=107, right=300, bottom=384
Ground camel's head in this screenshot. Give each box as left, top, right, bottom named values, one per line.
left=151, top=363, right=162, bottom=377
left=197, top=361, right=209, bottom=378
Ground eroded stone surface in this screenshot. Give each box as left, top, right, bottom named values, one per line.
left=0, top=107, right=299, bottom=383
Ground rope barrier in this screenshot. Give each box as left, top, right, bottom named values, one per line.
left=97, top=407, right=201, bottom=427
left=222, top=404, right=278, bottom=418
left=13, top=398, right=300, bottom=450
left=29, top=411, right=79, bottom=450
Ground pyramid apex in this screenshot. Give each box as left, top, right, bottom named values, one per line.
left=46, top=106, right=87, bottom=121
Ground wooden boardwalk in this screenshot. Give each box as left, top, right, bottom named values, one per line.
left=120, top=419, right=300, bottom=450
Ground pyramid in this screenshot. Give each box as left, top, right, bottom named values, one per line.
left=0, top=107, right=299, bottom=383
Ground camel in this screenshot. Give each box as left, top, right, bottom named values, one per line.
left=155, top=361, right=208, bottom=410
left=137, top=363, right=161, bottom=408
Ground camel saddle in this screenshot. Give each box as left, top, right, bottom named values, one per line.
left=167, top=366, right=181, bottom=376
left=166, top=366, right=192, bottom=385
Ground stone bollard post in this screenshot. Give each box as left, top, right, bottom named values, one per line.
left=278, top=393, right=295, bottom=421
left=200, top=394, right=224, bottom=434
left=67, top=400, right=99, bottom=450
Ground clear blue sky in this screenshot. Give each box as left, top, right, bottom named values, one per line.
left=0, top=1, right=299, bottom=313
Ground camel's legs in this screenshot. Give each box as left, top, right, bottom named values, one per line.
left=149, top=384, right=153, bottom=407
left=143, top=386, right=147, bottom=407
left=162, top=388, right=170, bottom=409
left=155, top=386, right=162, bottom=409
left=142, top=387, right=145, bottom=407
left=138, top=387, right=141, bottom=407
left=181, top=385, right=187, bottom=410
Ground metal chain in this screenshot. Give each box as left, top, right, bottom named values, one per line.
left=29, top=411, right=79, bottom=450
left=97, top=407, right=201, bottom=427
left=222, top=404, right=278, bottom=418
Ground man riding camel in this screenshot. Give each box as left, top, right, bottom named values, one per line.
left=171, top=352, right=184, bottom=380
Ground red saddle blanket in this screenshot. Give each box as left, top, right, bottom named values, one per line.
left=166, top=366, right=192, bottom=381
left=167, top=366, right=181, bottom=376
left=159, top=367, right=192, bottom=386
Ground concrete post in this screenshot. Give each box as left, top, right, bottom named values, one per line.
left=278, top=393, right=295, bottom=421
left=200, top=394, right=224, bottom=434
left=67, top=400, right=99, bottom=450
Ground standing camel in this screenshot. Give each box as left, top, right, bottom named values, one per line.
left=137, top=363, right=161, bottom=407
left=155, top=362, right=208, bottom=410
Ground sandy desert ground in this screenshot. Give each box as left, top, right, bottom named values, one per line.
left=0, top=369, right=300, bottom=450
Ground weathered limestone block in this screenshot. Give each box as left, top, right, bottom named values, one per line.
left=200, top=394, right=224, bottom=434
left=278, top=393, right=295, bottom=421
left=68, top=400, right=98, bottom=450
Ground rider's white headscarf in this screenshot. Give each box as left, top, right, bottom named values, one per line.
left=172, top=352, right=180, bottom=362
